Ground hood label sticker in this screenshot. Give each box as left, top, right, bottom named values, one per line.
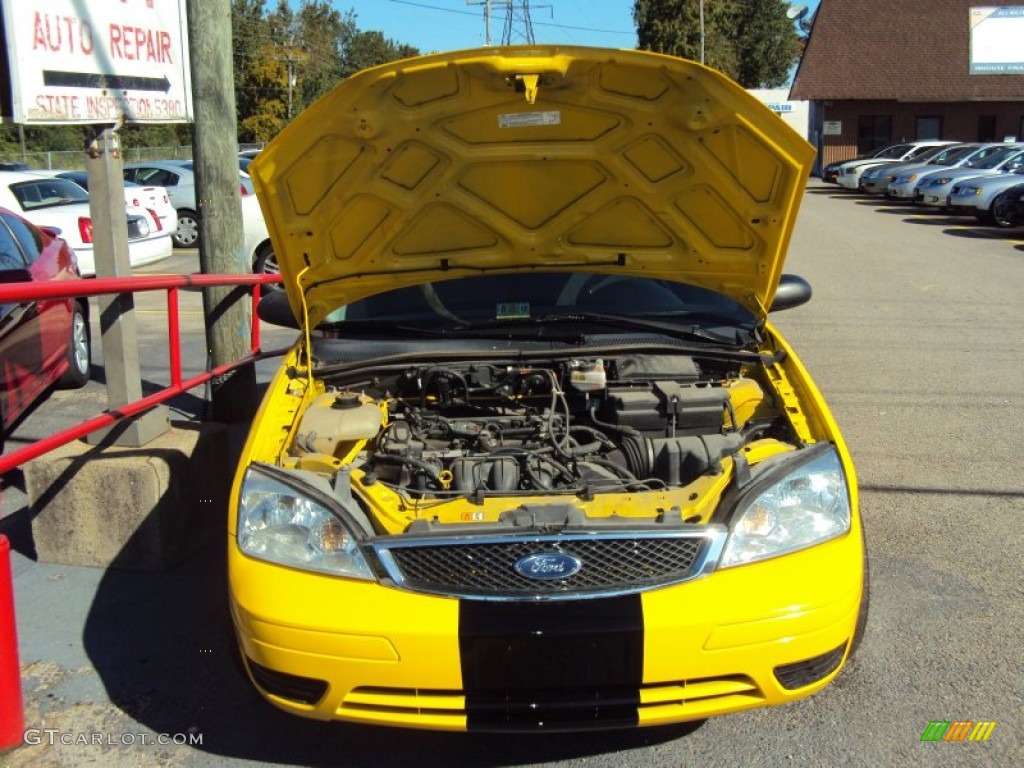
left=498, top=110, right=561, bottom=128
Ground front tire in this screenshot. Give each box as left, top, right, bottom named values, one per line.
left=57, top=301, right=91, bottom=389
left=252, top=241, right=278, bottom=276
left=990, top=195, right=1016, bottom=228
left=174, top=209, right=200, bottom=248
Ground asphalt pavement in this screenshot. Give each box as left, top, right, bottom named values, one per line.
left=1, top=185, right=1022, bottom=767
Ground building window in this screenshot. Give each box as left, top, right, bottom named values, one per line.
left=978, top=115, right=997, bottom=142
left=857, top=115, right=892, bottom=155
left=916, top=116, right=943, bottom=140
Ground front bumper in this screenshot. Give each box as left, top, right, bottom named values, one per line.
left=886, top=182, right=918, bottom=200
left=859, top=179, right=889, bottom=195
left=228, top=529, right=863, bottom=731
left=127, top=233, right=174, bottom=269
left=919, top=186, right=955, bottom=207
left=835, top=173, right=862, bottom=190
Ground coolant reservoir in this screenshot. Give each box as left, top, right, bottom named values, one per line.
left=568, top=359, right=606, bottom=392
left=295, top=392, right=383, bottom=456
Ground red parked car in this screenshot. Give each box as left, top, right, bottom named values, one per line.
left=0, top=206, right=90, bottom=449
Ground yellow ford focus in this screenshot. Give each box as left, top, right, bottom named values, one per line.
left=230, top=45, right=865, bottom=732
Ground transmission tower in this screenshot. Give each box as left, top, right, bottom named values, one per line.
left=468, top=1, right=548, bottom=46
left=502, top=1, right=535, bottom=45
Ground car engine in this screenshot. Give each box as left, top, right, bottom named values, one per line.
left=291, top=354, right=783, bottom=501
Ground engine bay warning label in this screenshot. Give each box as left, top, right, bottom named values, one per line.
left=498, top=110, right=561, bottom=128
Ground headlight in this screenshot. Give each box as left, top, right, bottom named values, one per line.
left=720, top=448, right=851, bottom=567
left=237, top=466, right=375, bottom=580
left=932, top=177, right=953, bottom=185
left=906, top=174, right=918, bottom=182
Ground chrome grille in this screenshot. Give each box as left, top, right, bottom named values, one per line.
left=373, top=530, right=724, bottom=600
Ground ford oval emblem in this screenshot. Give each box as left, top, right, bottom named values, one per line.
left=514, top=552, right=582, bottom=580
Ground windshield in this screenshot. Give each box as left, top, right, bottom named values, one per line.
left=873, top=144, right=915, bottom=159
left=928, top=146, right=977, bottom=166
left=967, top=146, right=1023, bottom=169
left=906, top=144, right=947, bottom=161
left=325, top=272, right=756, bottom=334
left=9, top=178, right=89, bottom=211
left=917, top=145, right=959, bottom=162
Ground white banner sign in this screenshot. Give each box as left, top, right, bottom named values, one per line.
left=1, top=0, right=192, bottom=124
left=970, top=6, right=1024, bottom=74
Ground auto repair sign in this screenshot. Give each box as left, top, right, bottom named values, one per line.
left=0, top=0, right=192, bottom=124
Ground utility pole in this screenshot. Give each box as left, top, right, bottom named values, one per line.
left=186, top=0, right=257, bottom=422
left=700, top=0, right=705, bottom=65
left=467, top=0, right=495, bottom=45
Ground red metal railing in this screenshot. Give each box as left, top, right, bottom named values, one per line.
left=0, top=273, right=285, bottom=476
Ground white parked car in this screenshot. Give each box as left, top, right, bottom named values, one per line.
left=241, top=193, right=275, bottom=277
left=35, top=169, right=178, bottom=237
left=0, top=171, right=172, bottom=276
left=834, top=141, right=955, bottom=190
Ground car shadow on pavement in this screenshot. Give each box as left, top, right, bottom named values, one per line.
left=81, top=537, right=702, bottom=765
left=939, top=226, right=1021, bottom=240
left=893, top=215, right=966, bottom=227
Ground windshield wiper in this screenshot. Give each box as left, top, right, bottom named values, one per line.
left=317, top=320, right=452, bottom=337
left=449, top=312, right=753, bottom=347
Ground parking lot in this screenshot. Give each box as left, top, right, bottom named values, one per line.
left=1, top=179, right=1022, bottom=767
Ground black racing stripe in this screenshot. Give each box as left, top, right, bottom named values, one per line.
left=459, top=596, right=644, bottom=731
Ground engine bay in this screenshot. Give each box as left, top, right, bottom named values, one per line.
left=285, top=352, right=800, bottom=523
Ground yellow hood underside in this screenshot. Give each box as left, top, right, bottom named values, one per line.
left=249, top=46, right=814, bottom=328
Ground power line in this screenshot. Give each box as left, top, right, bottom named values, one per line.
left=385, top=0, right=633, bottom=37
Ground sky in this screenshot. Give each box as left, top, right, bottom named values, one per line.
left=336, top=0, right=820, bottom=55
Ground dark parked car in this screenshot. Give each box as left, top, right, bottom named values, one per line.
left=0, top=206, right=90, bottom=449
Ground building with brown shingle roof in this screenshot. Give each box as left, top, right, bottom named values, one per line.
left=790, top=0, right=1024, bottom=173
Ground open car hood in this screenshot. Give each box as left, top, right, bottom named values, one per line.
left=249, top=46, right=814, bottom=328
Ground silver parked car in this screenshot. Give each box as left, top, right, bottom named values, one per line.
left=914, top=144, right=1024, bottom=207
left=123, top=160, right=256, bottom=248
left=859, top=144, right=966, bottom=194
left=885, top=144, right=1005, bottom=201
left=947, top=163, right=1024, bottom=222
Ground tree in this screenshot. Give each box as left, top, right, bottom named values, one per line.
left=733, top=0, right=803, bottom=87
left=228, top=0, right=420, bottom=143
left=232, top=0, right=270, bottom=137
left=633, top=0, right=800, bottom=88
left=340, top=30, right=419, bottom=80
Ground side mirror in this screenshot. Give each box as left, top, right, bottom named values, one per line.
left=257, top=288, right=300, bottom=329
left=770, top=274, right=812, bottom=312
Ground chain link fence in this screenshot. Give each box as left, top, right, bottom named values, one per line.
left=1, top=144, right=264, bottom=171
left=0, top=145, right=194, bottom=171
